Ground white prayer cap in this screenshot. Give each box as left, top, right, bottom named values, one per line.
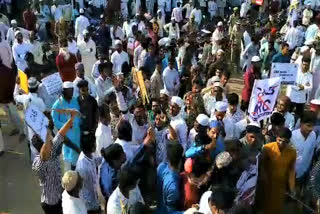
left=216, top=152, right=232, bottom=169
left=115, top=40, right=122, bottom=46
left=160, top=88, right=170, bottom=96
left=251, top=56, right=261, bottom=62
left=217, top=49, right=225, bottom=54
left=300, top=46, right=310, bottom=53
left=63, top=81, right=74, bottom=89
left=11, top=19, right=17, bottom=25
left=157, top=9, right=162, bottom=14
left=215, top=101, right=228, bottom=112
left=88, top=0, right=93, bottom=5
left=304, top=40, right=314, bottom=46
left=196, top=114, right=209, bottom=126
left=79, top=8, right=84, bottom=14
left=210, top=76, right=220, bottom=83
left=213, top=82, right=223, bottom=89
left=83, top=29, right=89, bottom=35
left=171, top=17, right=175, bottom=21
left=311, top=99, right=320, bottom=105
left=158, top=37, right=171, bottom=47
left=201, top=29, right=211, bottom=34
left=217, top=21, right=223, bottom=26
left=171, top=96, right=184, bottom=108
left=14, top=31, right=21, bottom=37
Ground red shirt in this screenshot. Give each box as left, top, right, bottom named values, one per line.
left=23, top=10, right=37, bottom=31
left=241, top=66, right=260, bottom=102
left=56, top=53, right=77, bottom=82
left=180, top=172, right=201, bottom=210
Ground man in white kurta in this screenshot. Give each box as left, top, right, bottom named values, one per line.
left=111, top=40, right=130, bottom=74
left=74, top=9, right=90, bottom=40
left=12, top=31, right=32, bottom=71
left=78, top=31, right=97, bottom=78
left=28, top=31, right=43, bottom=65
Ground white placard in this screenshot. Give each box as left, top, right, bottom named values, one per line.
left=270, top=63, right=298, bottom=85
left=248, top=77, right=281, bottom=122
left=41, top=73, right=63, bottom=95
left=25, top=105, right=49, bottom=142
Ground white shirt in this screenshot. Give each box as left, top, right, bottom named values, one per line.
left=6, top=27, right=30, bottom=46
left=170, top=114, right=188, bottom=151
left=107, top=186, right=144, bottom=214
left=91, top=60, right=108, bottom=79
left=286, top=69, right=313, bottom=104
left=95, top=122, right=113, bottom=156
left=208, top=1, right=218, bottom=16
left=94, top=76, right=112, bottom=104
left=285, top=27, right=301, bottom=50
left=62, top=190, right=87, bottom=214
left=162, top=66, right=180, bottom=96
left=183, top=3, right=193, bottom=19
left=284, top=111, right=295, bottom=131
left=12, top=41, right=32, bottom=71
left=190, top=8, right=202, bottom=25
left=110, top=26, right=125, bottom=42
left=203, top=93, right=227, bottom=115
left=122, top=113, right=149, bottom=145
left=29, top=40, right=44, bottom=65
left=75, top=15, right=90, bottom=38
left=172, top=7, right=183, bottom=23
left=114, top=138, right=140, bottom=161
left=73, top=76, right=97, bottom=98
left=111, top=50, right=129, bottom=74
left=199, top=191, right=213, bottom=214
left=68, top=40, right=79, bottom=55
left=187, top=128, right=197, bottom=150
left=291, top=129, right=317, bottom=178
left=164, top=22, right=180, bottom=39
left=210, top=116, right=237, bottom=140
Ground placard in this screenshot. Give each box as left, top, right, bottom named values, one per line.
left=270, top=63, right=298, bottom=85
left=25, top=105, right=49, bottom=142
left=41, top=73, right=63, bottom=95
left=248, top=77, right=281, bottom=122
left=18, top=69, right=29, bottom=94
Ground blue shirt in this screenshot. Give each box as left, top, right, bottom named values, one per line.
left=272, top=52, right=291, bottom=63
left=185, top=135, right=225, bottom=160
left=156, top=162, right=183, bottom=214
left=51, top=96, right=81, bottom=165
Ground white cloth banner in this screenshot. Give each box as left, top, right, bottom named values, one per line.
left=248, top=77, right=281, bottom=122
left=41, top=73, right=63, bottom=96
left=270, top=63, right=298, bottom=85
left=25, top=105, right=49, bottom=142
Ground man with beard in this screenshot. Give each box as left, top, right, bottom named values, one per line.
left=159, top=88, right=170, bottom=114
left=56, top=38, right=78, bottom=82
left=188, top=114, right=210, bottom=150
left=77, top=80, right=98, bottom=134
left=73, top=62, right=97, bottom=98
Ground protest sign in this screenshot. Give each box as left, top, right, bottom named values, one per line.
left=41, top=73, right=63, bottom=95
left=18, top=69, right=29, bottom=94
left=270, top=63, right=298, bottom=85
left=248, top=77, right=281, bottom=122
left=25, top=105, right=49, bottom=142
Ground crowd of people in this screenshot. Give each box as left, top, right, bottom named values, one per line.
left=2, top=0, right=320, bottom=213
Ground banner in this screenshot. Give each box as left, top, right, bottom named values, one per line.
left=132, top=68, right=149, bottom=105
left=248, top=77, right=281, bottom=122
left=270, top=63, right=298, bottom=85
left=18, top=69, right=29, bottom=94
left=25, top=105, right=49, bottom=142
left=41, top=73, right=63, bottom=95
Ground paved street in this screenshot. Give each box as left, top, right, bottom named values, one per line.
left=0, top=128, right=42, bottom=214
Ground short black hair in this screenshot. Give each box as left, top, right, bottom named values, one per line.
left=281, top=42, right=289, bottom=49
left=302, top=56, right=311, bottom=64
left=80, top=133, right=96, bottom=153
left=98, top=62, right=113, bottom=74
left=227, top=93, right=239, bottom=105
left=98, top=104, right=110, bottom=119
left=101, top=144, right=124, bottom=164
left=221, top=71, right=231, bottom=79
left=192, top=156, right=210, bottom=177
left=277, top=127, right=292, bottom=140
left=301, top=110, right=316, bottom=124
left=117, top=120, right=132, bottom=142
left=77, top=79, right=88, bottom=88
left=119, top=167, right=139, bottom=192
left=209, top=186, right=235, bottom=210
left=270, top=112, right=285, bottom=126
left=166, top=142, right=183, bottom=168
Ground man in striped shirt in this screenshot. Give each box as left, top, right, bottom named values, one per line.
left=32, top=109, right=79, bottom=214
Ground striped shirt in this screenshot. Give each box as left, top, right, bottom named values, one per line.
left=32, top=134, right=64, bottom=205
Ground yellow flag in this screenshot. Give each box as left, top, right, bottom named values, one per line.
left=18, top=69, right=29, bottom=94
left=132, top=67, right=149, bottom=105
